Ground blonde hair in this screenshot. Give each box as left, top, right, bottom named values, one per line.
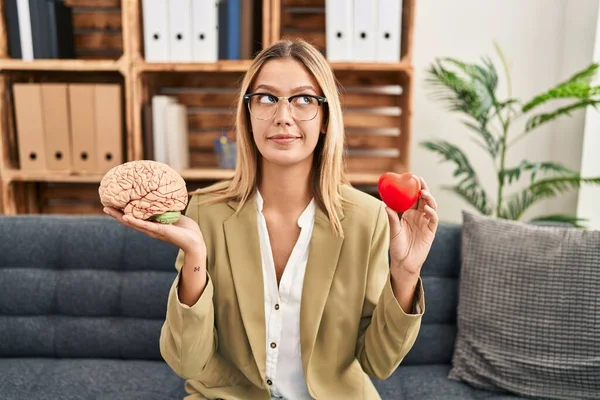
left=191, top=38, right=349, bottom=237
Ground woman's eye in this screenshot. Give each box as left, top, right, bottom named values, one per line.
left=259, top=95, right=277, bottom=104
left=295, top=96, right=313, bottom=105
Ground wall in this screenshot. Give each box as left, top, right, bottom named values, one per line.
left=410, top=0, right=600, bottom=223
left=576, top=3, right=600, bottom=230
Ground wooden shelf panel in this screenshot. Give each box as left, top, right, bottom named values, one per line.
left=1, top=167, right=400, bottom=187
left=0, top=59, right=122, bottom=72
left=331, top=62, right=411, bottom=72
left=64, top=0, right=120, bottom=7
left=135, top=60, right=253, bottom=73
left=3, top=169, right=106, bottom=184
left=181, top=168, right=235, bottom=181
left=134, top=60, right=410, bottom=73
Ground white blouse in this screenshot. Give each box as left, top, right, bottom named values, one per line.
left=255, top=190, right=316, bottom=400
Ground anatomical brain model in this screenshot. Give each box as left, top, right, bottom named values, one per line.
left=98, top=160, right=188, bottom=224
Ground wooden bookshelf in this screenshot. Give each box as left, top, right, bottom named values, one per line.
left=0, top=0, right=415, bottom=215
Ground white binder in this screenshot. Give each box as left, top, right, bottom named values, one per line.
left=142, top=0, right=170, bottom=62
left=165, top=102, right=190, bottom=171
left=168, top=0, right=193, bottom=62
left=325, top=0, right=353, bottom=61
left=376, top=0, right=402, bottom=62
left=16, top=0, right=33, bottom=60
left=353, top=0, right=377, bottom=62
left=152, top=95, right=176, bottom=164
left=191, top=0, right=218, bottom=62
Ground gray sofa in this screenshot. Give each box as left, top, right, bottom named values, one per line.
left=0, top=214, right=527, bottom=399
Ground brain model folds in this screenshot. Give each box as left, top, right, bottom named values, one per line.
left=99, top=160, right=188, bottom=224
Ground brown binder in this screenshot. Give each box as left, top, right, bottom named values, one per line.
left=94, top=84, right=123, bottom=173
left=68, top=84, right=97, bottom=173
left=12, top=83, right=47, bottom=171
left=41, top=84, right=72, bottom=172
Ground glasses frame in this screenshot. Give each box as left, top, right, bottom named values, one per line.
left=243, top=92, right=328, bottom=121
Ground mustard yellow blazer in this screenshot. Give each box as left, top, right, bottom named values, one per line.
left=159, top=185, right=425, bottom=400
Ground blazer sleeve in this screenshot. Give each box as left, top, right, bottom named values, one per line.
left=159, top=195, right=217, bottom=380
left=355, top=202, right=426, bottom=380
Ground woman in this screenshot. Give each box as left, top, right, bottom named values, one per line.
left=104, top=38, right=438, bottom=400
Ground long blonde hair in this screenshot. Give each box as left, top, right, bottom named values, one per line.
left=191, top=38, right=349, bottom=237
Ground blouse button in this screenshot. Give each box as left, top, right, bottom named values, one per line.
left=270, top=342, right=277, bottom=349
left=274, top=304, right=279, bottom=310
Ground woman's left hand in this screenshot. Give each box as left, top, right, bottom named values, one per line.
left=385, top=176, right=439, bottom=276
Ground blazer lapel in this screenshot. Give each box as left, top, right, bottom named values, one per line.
left=223, top=198, right=267, bottom=381
left=300, top=206, right=345, bottom=373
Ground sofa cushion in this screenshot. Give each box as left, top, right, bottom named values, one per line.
left=0, top=215, right=180, bottom=359
left=449, top=211, right=600, bottom=399
left=373, top=365, right=528, bottom=399
left=0, top=358, right=187, bottom=399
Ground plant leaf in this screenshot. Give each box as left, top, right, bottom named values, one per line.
left=525, top=98, right=600, bottom=132
left=441, top=184, right=494, bottom=215
left=529, top=214, right=587, bottom=228
left=500, top=160, right=577, bottom=185
left=529, top=176, right=600, bottom=196
left=500, top=189, right=541, bottom=220
left=522, top=63, right=600, bottom=112
left=421, top=139, right=493, bottom=215
left=421, top=140, right=477, bottom=178
left=501, top=176, right=600, bottom=219
left=425, top=57, right=498, bottom=124
left=463, top=121, right=499, bottom=157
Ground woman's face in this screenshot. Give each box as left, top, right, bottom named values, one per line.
left=248, top=58, right=325, bottom=169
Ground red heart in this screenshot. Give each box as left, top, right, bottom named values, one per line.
left=378, top=172, right=421, bottom=213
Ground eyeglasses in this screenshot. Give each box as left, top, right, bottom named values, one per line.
left=244, top=93, right=327, bottom=121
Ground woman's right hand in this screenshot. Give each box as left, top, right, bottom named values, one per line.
left=103, top=207, right=206, bottom=257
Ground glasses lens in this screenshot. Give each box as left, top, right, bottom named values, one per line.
left=249, top=95, right=277, bottom=120
left=291, top=96, right=319, bottom=121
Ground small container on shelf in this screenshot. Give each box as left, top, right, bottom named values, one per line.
left=214, top=130, right=236, bottom=169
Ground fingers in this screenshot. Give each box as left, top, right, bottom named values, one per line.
left=103, top=207, right=165, bottom=239
left=123, top=214, right=166, bottom=236
left=419, top=176, right=430, bottom=193
left=413, top=176, right=436, bottom=213
left=419, top=188, right=438, bottom=212
left=103, top=206, right=125, bottom=223
left=423, top=204, right=439, bottom=231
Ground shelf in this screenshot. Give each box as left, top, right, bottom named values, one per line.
left=3, top=168, right=235, bottom=184
left=0, top=0, right=416, bottom=215
left=0, top=58, right=122, bottom=72
left=135, top=60, right=253, bottom=73
left=347, top=172, right=385, bottom=186
left=180, top=168, right=235, bottom=181
left=330, top=61, right=411, bottom=72
left=3, top=169, right=106, bottom=184
left=181, top=169, right=386, bottom=186
left=133, top=60, right=410, bottom=74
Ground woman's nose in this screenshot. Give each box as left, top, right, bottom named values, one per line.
left=273, top=99, right=294, bottom=125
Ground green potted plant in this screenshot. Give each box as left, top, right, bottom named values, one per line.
left=422, top=44, right=600, bottom=227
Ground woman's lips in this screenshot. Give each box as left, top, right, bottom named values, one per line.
left=269, top=136, right=299, bottom=144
